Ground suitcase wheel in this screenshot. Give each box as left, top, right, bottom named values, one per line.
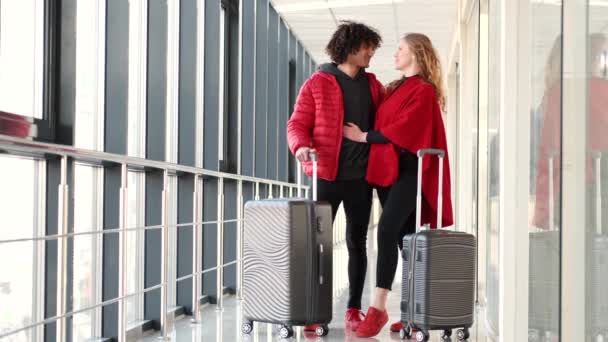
left=315, top=324, right=329, bottom=337
left=456, top=328, right=470, bottom=341
left=399, top=326, right=412, bottom=340
left=415, top=330, right=430, bottom=342
left=441, top=329, right=452, bottom=341
left=279, top=325, right=294, bottom=339
left=241, top=322, right=253, bottom=335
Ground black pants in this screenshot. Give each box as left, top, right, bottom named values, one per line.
left=375, top=151, right=418, bottom=290
left=317, top=178, right=372, bottom=310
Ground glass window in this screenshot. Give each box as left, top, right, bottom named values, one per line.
left=0, top=156, right=44, bottom=342
left=72, top=1, right=106, bottom=338
left=482, top=0, right=501, bottom=335
left=0, top=0, right=44, bottom=118
left=219, top=4, right=227, bottom=166
left=72, top=164, right=103, bottom=340
left=586, top=3, right=608, bottom=340
left=126, top=171, right=145, bottom=324
left=168, top=175, right=178, bottom=308
left=166, top=0, right=180, bottom=164
left=125, top=0, right=148, bottom=325
left=219, top=0, right=240, bottom=173
left=75, top=1, right=105, bottom=151
left=527, top=1, right=562, bottom=341
left=128, top=0, right=148, bottom=159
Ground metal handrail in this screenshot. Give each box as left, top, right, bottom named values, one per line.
left=0, top=220, right=243, bottom=245
left=0, top=134, right=308, bottom=189
left=0, top=134, right=311, bottom=341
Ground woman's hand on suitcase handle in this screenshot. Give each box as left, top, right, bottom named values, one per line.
left=343, top=122, right=367, bottom=143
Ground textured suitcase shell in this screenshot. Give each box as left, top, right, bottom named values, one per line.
left=242, top=198, right=333, bottom=326
left=401, top=229, right=477, bottom=330
left=528, top=231, right=559, bottom=336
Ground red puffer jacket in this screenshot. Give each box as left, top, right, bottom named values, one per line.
left=287, top=71, right=384, bottom=181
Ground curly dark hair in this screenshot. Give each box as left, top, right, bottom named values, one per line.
left=325, top=21, right=382, bottom=64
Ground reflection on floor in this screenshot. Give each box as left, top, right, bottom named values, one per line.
left=144, top=230, right=491, bottom=342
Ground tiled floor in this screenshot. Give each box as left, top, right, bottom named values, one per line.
left=144, top=230, right=492, bottom=342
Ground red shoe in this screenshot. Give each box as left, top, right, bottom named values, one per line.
left=390, top=321, right=417, bottom=333
left=345, top=308, right=365, bottom=331
left=390, top=321, right=403, bottom=333
left=356, top=307, right=389, bottom=338
left=303, top=324, right=321, bottom=332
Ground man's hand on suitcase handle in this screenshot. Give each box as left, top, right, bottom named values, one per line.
left=296, top=147, right=317, bottom=162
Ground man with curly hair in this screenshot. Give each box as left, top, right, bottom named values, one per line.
left=287, top=21, right=383, bottom=332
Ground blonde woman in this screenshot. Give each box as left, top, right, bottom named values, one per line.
left=343, top=33, right=454, bottom=337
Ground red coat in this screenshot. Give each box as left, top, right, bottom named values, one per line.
left=533, top=78, right=608, bottom=229
left=367, top=76, right=454, bottom=228
left=287, top=71, right=384, bottom=180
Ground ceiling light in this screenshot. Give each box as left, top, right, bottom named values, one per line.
left=275, top=0, right=404, bottom=13
left=532, top=0, right=608, bottom=6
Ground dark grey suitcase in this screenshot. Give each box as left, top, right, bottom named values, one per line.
left=528, top=230, right=560, bottom=342
left=528, top=152, right=608, bottom=342
left=587, top=152, right=608, bottom=341
left=587, top=236, right=608, bottom=341
left=528, top=155, right=560, bottom=342
left=399, top=149, right=477, bottom=342
left=241, top=153, right=333, bottom=339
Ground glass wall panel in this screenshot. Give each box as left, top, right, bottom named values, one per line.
left=126, top=171, right=146, bottom=324
left=586, top=2, right=608, bottom=340
left=483, top=0, right=501, bottom=335
left=73, top=164, right=103, bottom=340
left=0, top=0, right=43, bottom=118
left=528, top=1, right=562, bottom=340
left=0, top=156, right=44, bottom=342
left=73, top=1, right=106, bottom=338
left=125, top=0, right=148, bottom=325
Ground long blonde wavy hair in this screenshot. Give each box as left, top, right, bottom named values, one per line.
left=386, top=33, right=446, bottom=112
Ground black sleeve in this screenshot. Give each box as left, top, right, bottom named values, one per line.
left=366, top=130, right=391, bottom=144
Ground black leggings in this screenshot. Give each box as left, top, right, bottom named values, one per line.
left=317, top=178, right=372, bottom=310
left=375, top=151, right=418, bottom=290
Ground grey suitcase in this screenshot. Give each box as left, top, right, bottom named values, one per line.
left=241, top=153, right=333, bottom=339
left=399, top=149, right=477, bottom=342
left=527, top=230, right=559, bottom=342
left=528, top=152, right=608, bottom=342
left=528, top=155, right=560, bottom=342
left=587, top=236, right=608, bottom=341
left=587, top=151, right=608, bottom=341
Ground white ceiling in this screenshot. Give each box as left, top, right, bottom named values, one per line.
left=271, top=0, right=459, bottom=85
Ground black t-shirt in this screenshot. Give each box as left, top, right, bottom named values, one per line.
left=319, top=63, right=374, bottom=180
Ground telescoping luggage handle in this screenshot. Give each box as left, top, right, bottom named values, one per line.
left=416, top=149, right=445, bottom=233
left=546, top=150, right=602, bottom=234
left=594, top=151, right=603, bottom=235
left=545, top=150, right=559, bottom=232
left=296, top=151, right=318, bottom=201
left=548, top=152, right=556, bottom=232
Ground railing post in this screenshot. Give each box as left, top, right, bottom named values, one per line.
left=191, top=175, right=202, bottom=323
left=216, top=177, right=225, bottom=311
left=118, top=163, right=128, bottom=341
left=236, top=180, right=244, bottom=300
left=159, top=170, right=170, bottom=340
left=56, top=155, right=69, bottom=342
